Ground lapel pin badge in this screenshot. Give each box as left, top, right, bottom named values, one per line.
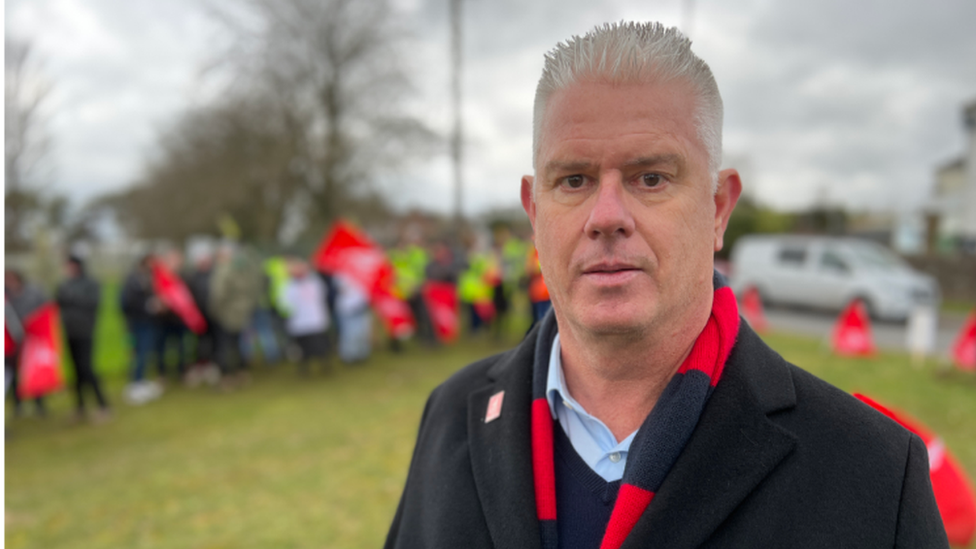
left=485, top=391, right=505, bottom=423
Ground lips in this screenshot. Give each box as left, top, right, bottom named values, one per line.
left=579, top=262, right=643, bottom=286
left=582, top=262, right=641, bottom=274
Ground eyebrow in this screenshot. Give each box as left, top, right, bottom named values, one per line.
left=622, top=154, right=683, bottom=170
left=543, top=154, right=683, bottom=176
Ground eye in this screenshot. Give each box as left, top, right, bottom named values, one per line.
left=561, top=175, right=586, bottom=189
left=640, top=173, right=665, bottom=188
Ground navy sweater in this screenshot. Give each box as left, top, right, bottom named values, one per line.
left=554, top=422, right=620, bottom=549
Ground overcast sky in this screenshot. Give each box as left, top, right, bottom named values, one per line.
left=7, top=0, right=976, bottom=218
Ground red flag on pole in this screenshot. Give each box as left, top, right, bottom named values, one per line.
left=313, top=220, right=415, bottom=339
left=422, top=281, right=460, bottom=343
left=832, top=299, right=876, bottom=357
left=740, top=286, right=769, bottom=333
left=950, top=311, right=976, bottom=372
left=17, top=303, right=65, bottom=399
left=151, top=260, right=207, bottom=334
left=855, top=393, right=976, bottom=546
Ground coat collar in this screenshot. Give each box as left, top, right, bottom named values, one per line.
left=466, top=320, right=797, bottom=549
left=467, top=326, right=543, bottom=549
left=620, top=323, right=798, bottom=549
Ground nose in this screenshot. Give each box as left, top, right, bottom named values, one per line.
left=583, top=174, right=635, bottom=239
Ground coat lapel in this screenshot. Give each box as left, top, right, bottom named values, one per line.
left=467, top=338, right=542, bottom=549
left=621, top=325, right=798, bottom=549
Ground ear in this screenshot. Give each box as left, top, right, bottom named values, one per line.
left=521, top=176, right=536, bottom=231
left=713, top=169, right=742, bottom=252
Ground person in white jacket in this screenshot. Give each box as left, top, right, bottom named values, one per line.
left=283, top=259, right=331, bottom=374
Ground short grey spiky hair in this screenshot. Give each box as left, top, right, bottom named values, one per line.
left=532, top=22, right=723, bottom=184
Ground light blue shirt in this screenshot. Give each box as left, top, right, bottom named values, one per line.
left=546, top=333, right=637, bottom=482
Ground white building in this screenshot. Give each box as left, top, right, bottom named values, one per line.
left=930, top=99, right=976, bottom=253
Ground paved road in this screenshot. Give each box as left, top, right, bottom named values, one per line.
left=761, top=306, right=969, bottom=356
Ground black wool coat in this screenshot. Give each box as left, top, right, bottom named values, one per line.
left=385, top=322, right=948, bottom=549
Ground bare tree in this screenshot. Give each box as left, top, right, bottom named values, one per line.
left=5, top=37, right=57, bottom=252
left=106, top=0, right=434, bottom=245
left=107, top=94, right=306, bottom=244
left=214, top=0, right=437, bottom=223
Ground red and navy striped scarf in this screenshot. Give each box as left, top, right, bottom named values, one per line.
left=530, top=283, right=740, bottom=549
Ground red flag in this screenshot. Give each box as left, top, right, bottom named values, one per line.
left=5, top=325, right=17, bottom=357
left=832, top=299, right=876, bottom=357
left=313, top=220, right=415, bottom=338
left=151, top=260, right=207, bottom=334
left=372, top=288, right=415, bottom=340
left=855, top=394, right=976, bottom=546
left=739, top=286, right=769, bottom=333
left=951, top=311, right=976, bottom=372
left=422, top=281, right=460, bottom=343
left=473, top=301, right=496, bottom=323
left=17, top=303, right=65, bottom=399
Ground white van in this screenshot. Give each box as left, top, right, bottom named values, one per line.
left=729, top=235, right=940, bottom=321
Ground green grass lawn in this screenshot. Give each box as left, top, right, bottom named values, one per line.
left=6, top=294, right=975, bottom=548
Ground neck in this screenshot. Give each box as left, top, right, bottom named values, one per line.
left=555, top=306, right=710, bottom=442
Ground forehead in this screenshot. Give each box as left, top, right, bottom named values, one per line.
left=537, top=80, right=702, bottom=170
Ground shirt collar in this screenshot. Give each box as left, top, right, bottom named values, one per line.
left=545, top=333, right=565, bottom=418
left=546, top=332, right=583, bottom=420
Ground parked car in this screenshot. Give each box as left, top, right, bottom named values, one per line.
left=729, top=235, right=940, bottom=321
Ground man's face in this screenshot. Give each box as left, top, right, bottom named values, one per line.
left=521, top=79, right=740, bottom=340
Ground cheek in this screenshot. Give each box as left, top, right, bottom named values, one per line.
left=534, top=208, right=580, bottom=278
left=651, top=200, right=714, bottom=265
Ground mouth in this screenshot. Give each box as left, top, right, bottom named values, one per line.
left=581, top=262, right=642, bottom=285
left=582, top=262, right=641, bottom=275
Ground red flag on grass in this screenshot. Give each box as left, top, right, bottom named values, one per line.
left=854, top=393, right=976, bottom=546
left=151, top=260, right=207, bottom=334
left=740, top=286, right=769, bottom=333
left=313, top=220, right=415, bottom=339
left=951, top=311, right=976, bottom=372
left=17, top=303, right=65, bottom=399
left=422, top=281, right=460, bottom=343
left=832, top=299, right=876, bottom=357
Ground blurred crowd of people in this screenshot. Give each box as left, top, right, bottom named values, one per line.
left=4, top=223, right=553, bottom=420
left=118, top=243, right=345, bottom=404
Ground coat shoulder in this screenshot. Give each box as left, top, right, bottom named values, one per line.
left=425, top=347, right=518, bottom=413
left=732, top=326, right=913, bottom=451
left=782, top=359, right=914, bottom=454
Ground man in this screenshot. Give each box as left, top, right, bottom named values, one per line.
left=385, top=22, right=947, bottom=549
left=209, top=244, right=260, bottom=389
left=185, top=247, right=219, bottom=386
left=120, top=255, right=165, bottom=404
left=55, top=255, right=110, bottom=421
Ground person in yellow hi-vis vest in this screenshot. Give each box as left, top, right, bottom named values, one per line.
left=390, top=242, right=432, bottom=345
left=458, top=246, right=496, bottom=335
left=489, top=224, right=529, bottom=341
